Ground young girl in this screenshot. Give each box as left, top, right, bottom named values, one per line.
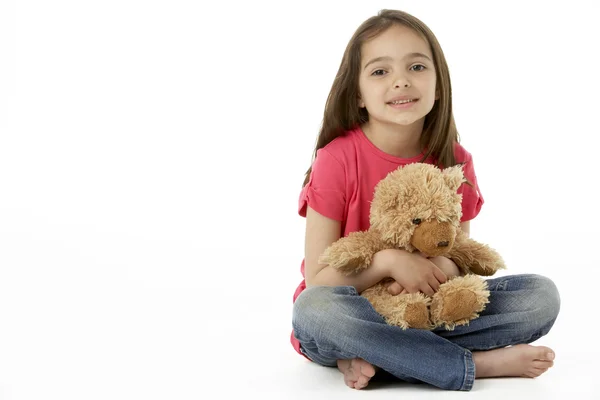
left=291, top=9, right=560, bottom=392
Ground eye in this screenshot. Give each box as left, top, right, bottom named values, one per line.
left=412, top=218, right=422, bottom=225
left=371, top=69, right=386, bottom=76
left=410, top=64, right=426, bottom=72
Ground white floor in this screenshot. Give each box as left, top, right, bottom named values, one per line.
left=270, top=336, right=598, bottom=400
left=0, top=276, right=596, bottom=400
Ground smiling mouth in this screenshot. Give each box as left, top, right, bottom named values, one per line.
left=388, top=99, right=418, bottom=105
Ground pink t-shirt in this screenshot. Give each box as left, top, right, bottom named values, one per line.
left=290, top=126, right=484, bottom=357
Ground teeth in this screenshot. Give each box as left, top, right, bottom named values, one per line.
left=390, top=99, right=415, bottom=104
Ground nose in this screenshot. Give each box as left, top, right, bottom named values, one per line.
left=394, top=81, right=410, bottom=88
left=394, top=75, right=411, bottom=88
left=437, top=241, right=449, bottom=247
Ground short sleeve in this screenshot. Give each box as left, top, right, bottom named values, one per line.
left=458, top=153, right=484, bottom=222
left=298, top=148, right=346, bottom=221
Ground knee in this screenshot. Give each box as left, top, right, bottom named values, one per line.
left=292, top=286, right=361, bottom=341
left=293, top=286, right=336, bottom=322
left=293, top=285, right=356, bottom=322
left=528, top=275, right=561, bottom=326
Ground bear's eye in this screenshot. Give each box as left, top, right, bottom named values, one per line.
left=412, top=218, right=422, bottom=225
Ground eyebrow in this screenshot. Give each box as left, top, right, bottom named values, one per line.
left=363, top=52, right=432, bottom=70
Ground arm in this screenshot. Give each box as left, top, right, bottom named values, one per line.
left=460, top=221, right=470, bottom=237
left=304, top=206, right=390, bottom=293
left=386, top=221, right=470, bottom=295
left=319, top=230, right=391, bottom=275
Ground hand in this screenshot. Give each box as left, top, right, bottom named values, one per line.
left=382, top=250, right=447, bottom=296
left=428, top=255, right=461, bottom=278
left=387, top=254, right=460, bottom=295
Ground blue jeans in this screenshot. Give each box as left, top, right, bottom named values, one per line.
left=292, top=274, right=560, bottom=391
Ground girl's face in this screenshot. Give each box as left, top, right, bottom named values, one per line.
left=358, top=24, right=438, bottom=128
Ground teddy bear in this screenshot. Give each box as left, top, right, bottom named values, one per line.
left=319, top=163, right=506, bottom=330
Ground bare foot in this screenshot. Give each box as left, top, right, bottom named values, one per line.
left=337, top=358, right=376, bottom=389
left=473, top=344, right=555, bottom=379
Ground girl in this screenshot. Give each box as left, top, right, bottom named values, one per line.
left=291, top=9, right=560, bottom=391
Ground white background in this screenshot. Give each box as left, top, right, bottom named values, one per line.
left=1, top=1, right=599, bottom=399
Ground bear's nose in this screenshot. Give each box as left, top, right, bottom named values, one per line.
left=437, top=241, right=449, bottom=247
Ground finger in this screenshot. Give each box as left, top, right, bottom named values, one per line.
left=420, top=285, right=435, bottom=296
left=428, top=277, right=440, bottom=292
left=400, top=289, right=408, bottom=295
left=427, top=284, right=438, bottom=295
left=433, top=266, right=447, bottom=284
left=387, top=282, right=402, bottom=295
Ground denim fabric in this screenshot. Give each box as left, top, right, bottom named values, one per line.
left=292, top=274, right=560, bottom=391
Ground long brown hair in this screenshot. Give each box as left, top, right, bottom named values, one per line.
left=302, top=9, right=461, bottom=187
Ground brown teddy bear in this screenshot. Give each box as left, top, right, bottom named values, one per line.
left=319, top=163, right=506, bottom=330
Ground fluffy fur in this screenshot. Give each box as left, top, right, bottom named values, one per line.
left=319, top=163, right=506, bottom=330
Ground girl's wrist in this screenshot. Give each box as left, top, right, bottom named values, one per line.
left=372, top=248, right=410, bottom=277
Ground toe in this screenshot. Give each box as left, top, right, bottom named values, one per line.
left=530, top=367, right=549, bottom=377
left=342, top=369, right=357, bottom=388
left=534, top=346, right=555, bottom=360
left=337, top=359, right=350, bottom=373
left=523, top=368, right=542, bottom=378
left=338, top=360, right=358, bottom=388
left=355, top=375, right=370, bottom=389
left=359, top=362, right=376, bottom=378
left=532, top=360, right=554, bottom=369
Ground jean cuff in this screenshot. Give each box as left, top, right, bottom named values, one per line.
left=461, top=350, right=475, bottom=391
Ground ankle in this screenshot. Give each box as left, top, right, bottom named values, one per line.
left=472, top=350, right=494, bottom=378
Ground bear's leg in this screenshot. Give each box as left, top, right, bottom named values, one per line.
left=362, top=283, right=432, bottom=330
left=430, top=275, right=489, bottom=330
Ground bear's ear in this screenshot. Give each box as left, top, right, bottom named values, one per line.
left=443, top=164, right=466, bottom=192
left=373, top=178, right=400, bottom=210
